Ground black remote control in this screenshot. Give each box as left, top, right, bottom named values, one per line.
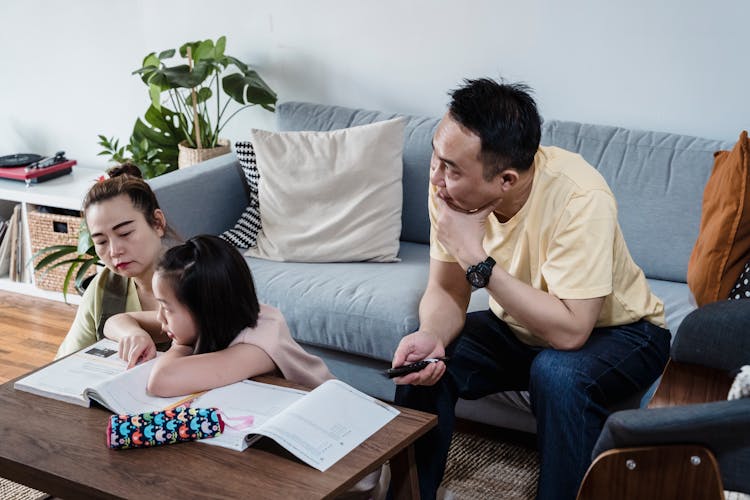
left=384, top=357, right=449, bottom=378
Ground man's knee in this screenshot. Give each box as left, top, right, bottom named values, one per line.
left=529, top=350, right=587, bottom=400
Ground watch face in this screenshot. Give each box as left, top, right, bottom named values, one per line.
left=468, top=270, right=487, bottom=288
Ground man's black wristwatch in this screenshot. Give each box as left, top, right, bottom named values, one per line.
left=466, top=256, right=496, bottom=288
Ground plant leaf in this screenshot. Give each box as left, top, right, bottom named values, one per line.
left=224, top=56, right=248, bottom=74
left=61, top=260, right=80, bottom=302
left=215, top=36, right=226, bottom=59
left=179, top=40, right=202, bottom=58
left=195, top=86, right=213, bottom=104
left=192, top=39, right=215, bottom=61
left=222, top=71, right=277, bottom=106
left=149, top=84, right=162, bottom=110
left=33, top=246, right=78, bottom=270
left=131, top=105, right=183, bottom=176
left=157, top=49, right=175, bottom=60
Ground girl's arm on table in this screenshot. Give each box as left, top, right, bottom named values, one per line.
left=147, top=343, right=277, bottom=397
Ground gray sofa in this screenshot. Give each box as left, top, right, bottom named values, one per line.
left=149, top=101, right=734, bottom=434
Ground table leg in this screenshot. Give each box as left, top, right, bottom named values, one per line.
left=389, top=444, right=420, bottom=500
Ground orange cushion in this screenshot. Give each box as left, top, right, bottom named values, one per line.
left=688, top=131, right=750, bottom=306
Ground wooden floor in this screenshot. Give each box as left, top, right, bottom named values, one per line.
left=0, top=290, right=75, bottom=384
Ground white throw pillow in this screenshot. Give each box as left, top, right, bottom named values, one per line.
left=245, top=117, right=406, bottom=262
left=728, top=365, right=750, bottom=400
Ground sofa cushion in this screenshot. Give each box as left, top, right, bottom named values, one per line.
left=219, top=141, right=261, bottom=248
left=246, top=118, right=406, bottom=263
left=687, top=131, right=750, bottom=305
left=645, top=279, right=693, bottom=334
left=245, top=242, right=429, bottom=361
left=278, top=101, right=438, bottom=245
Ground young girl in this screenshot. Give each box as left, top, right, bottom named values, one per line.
left=56, top=163, right=175, bottom=358
left=103, top=234, right=333, bottom=395
left=105, top=234, right=382, bottom=497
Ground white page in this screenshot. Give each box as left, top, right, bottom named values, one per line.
left=14, top=339, right=127, bottom=406
left=14, top=338, right=183, bottom=414
left=252, top=379, right=400, bottom=471
left=193, top=379, right=307, bottom=451
left=87, top=360, right=186, bottom=415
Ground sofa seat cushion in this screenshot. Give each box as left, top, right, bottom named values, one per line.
left=646, top=279, right=694, bottom=335
left=245, top=242, right=429, bottom=361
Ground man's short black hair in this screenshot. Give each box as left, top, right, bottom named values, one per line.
left=448, top=78, right=542, bottom=179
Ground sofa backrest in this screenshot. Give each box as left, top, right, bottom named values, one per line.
left=278, top=101, right=735, bottom=282
left=542, top=121, right=734, bottom=282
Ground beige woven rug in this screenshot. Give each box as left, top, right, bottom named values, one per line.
left=441, top=430, right=539, bottom=500
left=0, top=478, right=45, bottom=500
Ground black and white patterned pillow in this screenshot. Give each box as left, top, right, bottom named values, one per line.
left=220, top=141, right=261, bottom=248
left=728, top=260, right=750, bottom=300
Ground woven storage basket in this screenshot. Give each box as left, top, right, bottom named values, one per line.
left=28, top=210, right=96, bottom=294
left=177, top=139, right=231, bottom=168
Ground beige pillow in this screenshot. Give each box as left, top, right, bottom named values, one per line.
left=245, top=117, right=406, bottom=262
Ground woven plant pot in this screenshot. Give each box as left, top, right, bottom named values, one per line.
left=177, top=139, right=231, bottom=169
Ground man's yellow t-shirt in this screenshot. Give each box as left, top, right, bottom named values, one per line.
left=429, top=146, right=665, bottom=346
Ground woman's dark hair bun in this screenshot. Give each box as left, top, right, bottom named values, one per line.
left=107, top=162, right=143, bottom=179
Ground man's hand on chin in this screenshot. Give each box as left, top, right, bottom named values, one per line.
left=435, top=195, right=499, bottom=265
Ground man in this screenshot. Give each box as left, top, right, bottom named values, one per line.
left=391, top=78, right=670, bottom=500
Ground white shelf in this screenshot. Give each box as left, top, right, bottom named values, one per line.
left=0, top=166, right=103, bottom=303
left=0, top=276, right=83, bottom=304
left=0, top=166, right=104, bottom=211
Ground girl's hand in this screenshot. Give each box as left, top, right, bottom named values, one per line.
left=119, top=332, right=157, bottom=368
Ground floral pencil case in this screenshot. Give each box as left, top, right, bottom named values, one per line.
left=107, top=406, right=224, bottom=450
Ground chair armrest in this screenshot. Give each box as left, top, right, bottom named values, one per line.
left=648, top=359, right=733, bottom=408
left=593, top=399, right=750, bottom=494
left=148, top=154, right=248, bottom=239
left=672, top=299, right=750, bottom=372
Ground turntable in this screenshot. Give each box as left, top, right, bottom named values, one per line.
left=0, top=151, right=76, bottom=184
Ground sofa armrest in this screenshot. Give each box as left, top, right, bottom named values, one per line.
left=592, top=399, right=750, bottom=493
left=148, top=154, right=248, bottom=240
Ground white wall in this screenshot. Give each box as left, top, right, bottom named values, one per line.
left=1, top=0, right=747, bottom=169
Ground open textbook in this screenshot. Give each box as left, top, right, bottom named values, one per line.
left=14, top=339, right=399, bottom=471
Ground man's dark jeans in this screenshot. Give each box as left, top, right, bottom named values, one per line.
left=394, top=310, right=671, bottom=500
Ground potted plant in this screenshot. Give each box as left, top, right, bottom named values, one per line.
left=96, top=134, right=170, bottom=179
left=134, top=35, right=277, bottom=168
left=97, top=36, right=277, bottom=176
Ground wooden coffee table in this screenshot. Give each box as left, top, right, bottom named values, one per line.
left=0, top=374, right=435, bottom=499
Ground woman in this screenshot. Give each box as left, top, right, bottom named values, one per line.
left=55, top=163, right=176, bottom=358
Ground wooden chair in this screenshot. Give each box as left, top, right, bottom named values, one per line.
left=577, top=300, right=750, bottom=500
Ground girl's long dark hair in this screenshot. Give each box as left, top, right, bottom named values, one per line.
left=157, top=235, right=261, bottom=354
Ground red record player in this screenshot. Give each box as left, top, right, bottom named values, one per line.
left=0, top=152, right=76, bottom=185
